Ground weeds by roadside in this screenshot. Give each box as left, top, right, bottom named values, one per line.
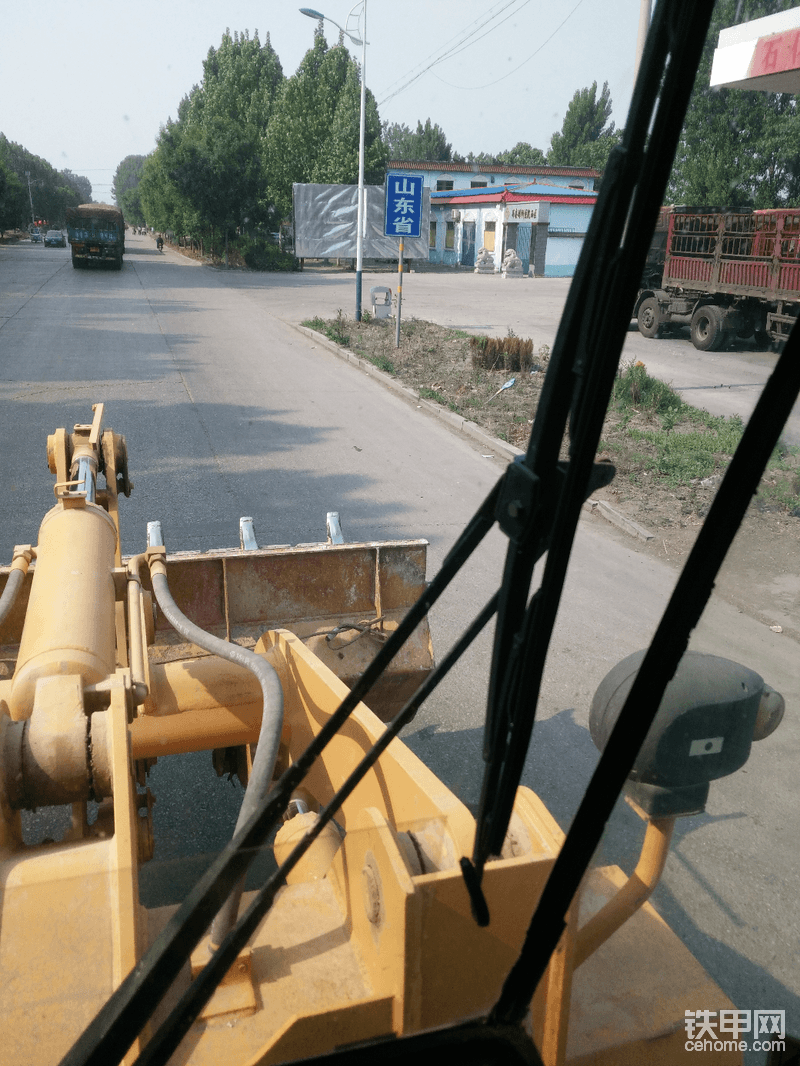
left=608, top=360, right=799, bottom=507
left=301, top=315, right=800, bottom=521
left=471, top=332, right=535, bottom=372
left=303, top=309, right=351, bottom=347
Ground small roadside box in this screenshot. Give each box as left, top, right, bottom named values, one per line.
left=370, top=286, right=392, bottom=319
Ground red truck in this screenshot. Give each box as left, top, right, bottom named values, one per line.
left=635, top=206, right=800, bottom=350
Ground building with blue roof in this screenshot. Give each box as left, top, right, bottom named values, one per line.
left=421, top=181, right=598, bottom=276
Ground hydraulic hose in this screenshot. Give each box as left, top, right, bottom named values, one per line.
left=146, top=556, right=284, bottom=951
left=0, top=547, right=34, bottom=629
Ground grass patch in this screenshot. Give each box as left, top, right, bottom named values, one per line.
left=302, top=316, right=326, bottom=332
left=611, top=361, right=800, bottom=505
left=611, top=359, right=682, bottom=416
left=364, top=352, right=396, bottom=374
left=302, top=310, right=350, bottom=347
left=419, top=386, right=448, bottom=405
left=303, top=318, right=800, bottom=517
left=610, top=363, right=746, bottom=486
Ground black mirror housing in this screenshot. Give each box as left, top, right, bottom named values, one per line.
left=590, top=651, right=767, bottom=817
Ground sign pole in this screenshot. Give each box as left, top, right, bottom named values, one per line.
left=384, top=171, right=422, bottom=348
left=395, top=238, right=404, bottom=348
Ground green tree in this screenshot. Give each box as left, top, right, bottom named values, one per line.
left=668, top=0, right=800, bottom=208
left=60, top=169, right=92, bottom=203
left=547, top=81, right=616, bottom=167
left=0, top=134, right=86, bottom=224
left=569, top=129, right=623, bottom=172
left=265, top=27, right=384, bottom=215
left=140, top=29, right=286, bottom=240
left=383, top=118, right=452, bottom=162
left=495, top=143, right=547, bottom=167
left=171, top=116, right=264, bottom=242
left=200, top=29, right=283, bottom=132
left=136, top=23, right=389, bottom=252
left=0, top=160, right=28, bottom=231
left=113, top=155, right=147, bottom=225
left=139, top=142, right=194, bottom=234
left=194, top=29, right=284, bottom=232
left=382, top=122, right=412, bottom=159
left=324, top=64, right=386, bottom=184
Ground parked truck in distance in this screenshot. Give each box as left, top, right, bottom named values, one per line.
left=66, top=203, right=125, bottom=270
left=634, top=206, right=800, bottom=351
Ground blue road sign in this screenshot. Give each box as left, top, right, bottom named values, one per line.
left=384, top=173, right=424, bottom=239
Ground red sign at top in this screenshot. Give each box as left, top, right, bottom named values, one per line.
left=749, top=28, right=800, bottom=79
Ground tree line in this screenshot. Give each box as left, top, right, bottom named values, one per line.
left=668, top=0, right=800, bottom=208
left=116, top=25, right=386, bottom=264
left=0, top=134, right=92, bottom=232
left=120, top=3, right=798, bottom=260
left=5, top=3, right=798, bottom=246
left=384, top=0, right=800, bottom=208
left=382, top=80, right=620, bottom=172
left=113, top=24, right=624, bottom=261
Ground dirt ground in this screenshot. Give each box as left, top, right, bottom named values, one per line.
left=309, top=314, right=800, bottom=636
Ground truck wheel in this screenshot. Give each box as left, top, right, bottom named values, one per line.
left=690, top=305, right=725, bottom=351
left=637, top=297, right=662, bottom=339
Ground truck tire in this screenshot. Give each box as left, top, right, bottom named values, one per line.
left=637, top=297, right=662, bottom=339
left=690, top=305, right=725, bottom=351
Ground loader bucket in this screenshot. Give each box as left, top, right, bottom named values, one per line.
left=0, top=537, right=434, bottom=725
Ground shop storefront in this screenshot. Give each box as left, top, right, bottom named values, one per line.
left=428, top=185, right=596, bottom=276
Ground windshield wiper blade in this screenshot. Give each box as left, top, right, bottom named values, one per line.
left=493, top=313, right=800, bottom=1023
left=467, top=0, right=719, bottom=906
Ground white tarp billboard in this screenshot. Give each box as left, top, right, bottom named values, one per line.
left=293, top=183, right=431, bottom=260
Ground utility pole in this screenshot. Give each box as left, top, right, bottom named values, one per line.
left=25, top=171, right=35, bottom=227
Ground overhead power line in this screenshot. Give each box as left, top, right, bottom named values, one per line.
left=377, top=0, right=531, bottom=107
left=377, top=0, right=520, bottom=99
left=432, top=0, right=588, bottom=92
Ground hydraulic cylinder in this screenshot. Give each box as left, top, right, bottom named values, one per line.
left=8, top=496, right=117, bottom=721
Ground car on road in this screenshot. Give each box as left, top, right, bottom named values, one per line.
left=30, top=228, right=43, bottom=243
left=45, top=229, right=66, bottom=248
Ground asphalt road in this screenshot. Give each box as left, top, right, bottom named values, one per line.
left=1, top=235, right=797, bottom=1063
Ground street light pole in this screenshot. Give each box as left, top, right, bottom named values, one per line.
left=355, top=3, right=367, bottom=322
left=300, top=3, right=368, bottom=321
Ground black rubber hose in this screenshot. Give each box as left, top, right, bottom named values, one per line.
left=149, top=571, right=284, bottom=949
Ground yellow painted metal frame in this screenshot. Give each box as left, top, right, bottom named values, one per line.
left=0, top=409, right=744, bottom=1066
left=0, top=619, right=743, bottom=1066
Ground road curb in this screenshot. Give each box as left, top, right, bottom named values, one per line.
left=294, top=324, right=655, bottom=543
left=582, top=499, right=655, bottom=542
left=294, top=324, right=524, bottom=462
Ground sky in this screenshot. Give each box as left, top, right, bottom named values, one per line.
left=3, top=0, right=647, bottom=203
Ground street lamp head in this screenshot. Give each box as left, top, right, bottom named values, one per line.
left=299, top=6, right=363, bottom=44
left=299, top=0, right=368, bottom=320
